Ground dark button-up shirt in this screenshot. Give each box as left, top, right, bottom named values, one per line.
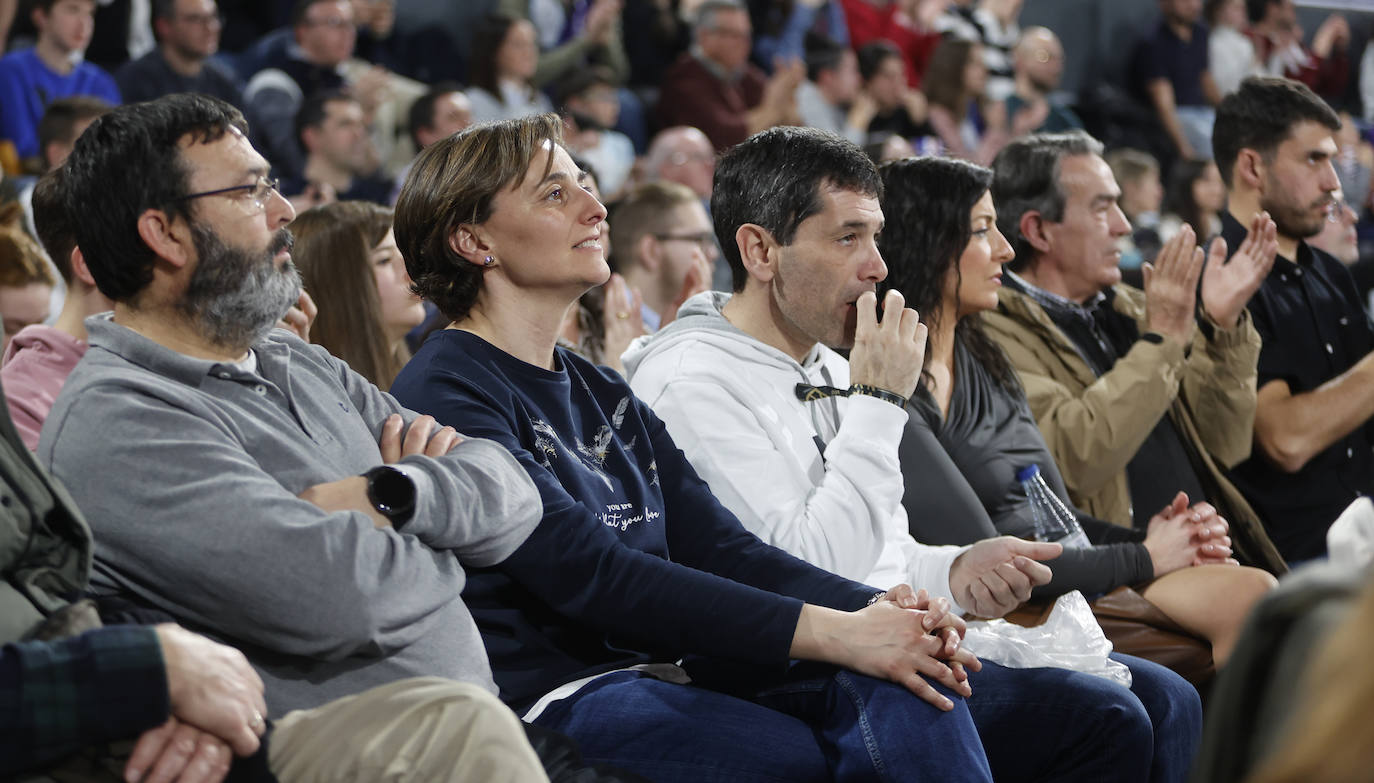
left=1131, top=19, right=1210, bottom=107
left=1222, top=211, right=1374, bottom=562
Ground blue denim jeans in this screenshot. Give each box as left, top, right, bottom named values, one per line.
left=532, top=668, right=991, bottom=783
left=532, top=654, right=1200, bottom=783
left=964, top=654, right=1201, bottom=783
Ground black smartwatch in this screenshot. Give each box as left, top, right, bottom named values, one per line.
left=363, top=465, right=416, bottom=528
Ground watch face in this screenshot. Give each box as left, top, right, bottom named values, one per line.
left=369, top=465, right=416, bottom=523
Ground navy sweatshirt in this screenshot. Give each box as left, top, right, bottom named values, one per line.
left=392, top=330, right=876, bottom=711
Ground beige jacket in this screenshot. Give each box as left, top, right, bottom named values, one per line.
left=984, top=283, right=1286, bottom=574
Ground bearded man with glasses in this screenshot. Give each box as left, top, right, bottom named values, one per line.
left=29, top=91, right=643, bottom=783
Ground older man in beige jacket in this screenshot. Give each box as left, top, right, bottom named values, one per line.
left=982, top=129, right=1286, bottom=574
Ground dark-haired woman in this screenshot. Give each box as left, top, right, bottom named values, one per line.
left=924, top=38, right=1049, bottom=166
left=855, top=40, right=930, bottom=145
left=924, top=39, right=1001, bottom=165
left=876, top=156, right=1277, bottom=670
left=465, top=14, right=554, bottom=123
left=1161, top=159, right=1226, bottom=246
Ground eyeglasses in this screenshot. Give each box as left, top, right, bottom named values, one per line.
left=706, top=26, right=751, bottom=40
left=175, top=11, right=223, bottom=26
left=654, top=232, right=716, bottom=251
left=1327, top=200, right=1354, bottom=224
left=177, top=176, right=281, bottom=212
left=303, top=15, right=353, bottom=29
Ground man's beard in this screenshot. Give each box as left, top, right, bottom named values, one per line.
left=170, top=39, right=214, bottom=63
left=1263, top=187, right=1329, bottom=243
left=178, top=224, right=301, bottom=353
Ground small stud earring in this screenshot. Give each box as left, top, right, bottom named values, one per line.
left=483, top=256, right=494, bottom=267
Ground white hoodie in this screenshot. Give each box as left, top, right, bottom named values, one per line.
left=623, top=292, right=966, bottom=609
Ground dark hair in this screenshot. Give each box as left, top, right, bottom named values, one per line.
left=862, top=131, right=906, bottom=164
left=924, top=37, right=976, bottom=117
left=290, top=201, right=406, bottom=388
left=1212, top=76, right=1341, bottom=188
left=991, top=129, right=1103, bottom=271
left=876, top=156, right=1019, bottom=393
left=1204, top=0, right=1233, bottom=25
left=1244, top=0, right=1275, bottom=24
left=290, top=0, right=337, bottom=27
left=469, top=13, right=519, bottom=100
left=294, top=87, right=355, bottom=151
left=407, top=81, right=463, bottom=150
left=857, top=39, right=901, bottom=82
left=394, top=113, right=563, bottom=322
left=28, top=0, right=77, bottom=16
left=555, top=65, right=618, bottom=109
left=712, top=125, right=882, bottom=292
left=804, top=31, right=845, bottom=83
left=31, top=168, right=75, bottom=283
left=37, top=95, right=111, bottom=168
left=62, top=93, right=248, bottom=303
left=1165, top=158, right=1215, bottom=242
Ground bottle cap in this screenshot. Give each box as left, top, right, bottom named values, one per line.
left=1015, top=464, right=1040, bottom=482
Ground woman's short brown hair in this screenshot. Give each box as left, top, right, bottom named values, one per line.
left=393, top=113, right=564, bottom=323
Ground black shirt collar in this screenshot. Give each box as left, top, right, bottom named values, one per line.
left=1220, top=209, right=1314, bottom=278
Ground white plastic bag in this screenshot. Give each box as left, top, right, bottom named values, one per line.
left=1327, top=496, right=1374, bottom=570
left=961, top=590, right=1132, bottom=687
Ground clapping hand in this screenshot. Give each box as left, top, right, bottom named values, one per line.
left=1143, top=225, right=1205, bottom=347
left=1200, top=211, right=1277, bottom=329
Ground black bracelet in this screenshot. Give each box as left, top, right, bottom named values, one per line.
left=848, top=384, right=908, bottom=408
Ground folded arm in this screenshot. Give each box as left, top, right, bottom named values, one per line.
left=419, top=376, right=877, bottom=666
left=43, top=385, right=490, bottom=661
left=1252, top=354, right=1374, bottom=472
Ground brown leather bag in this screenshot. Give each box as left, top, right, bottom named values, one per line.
left=1003, top=586, right=1215, bottom=688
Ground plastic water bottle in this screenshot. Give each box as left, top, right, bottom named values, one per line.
left=1016, top=464, right=1091, bottom=549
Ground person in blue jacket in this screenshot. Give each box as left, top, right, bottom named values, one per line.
left=389, top=112, right=1184, bottom=783
left=0, top=0, right=120, bottom=163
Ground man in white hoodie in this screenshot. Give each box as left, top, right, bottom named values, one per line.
left=624, top=126, right=1044, bottom=618
left=624, top=124, right=1203, bottom=783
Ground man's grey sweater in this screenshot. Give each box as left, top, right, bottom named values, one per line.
left=40, top=315, right=541, bottom=714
